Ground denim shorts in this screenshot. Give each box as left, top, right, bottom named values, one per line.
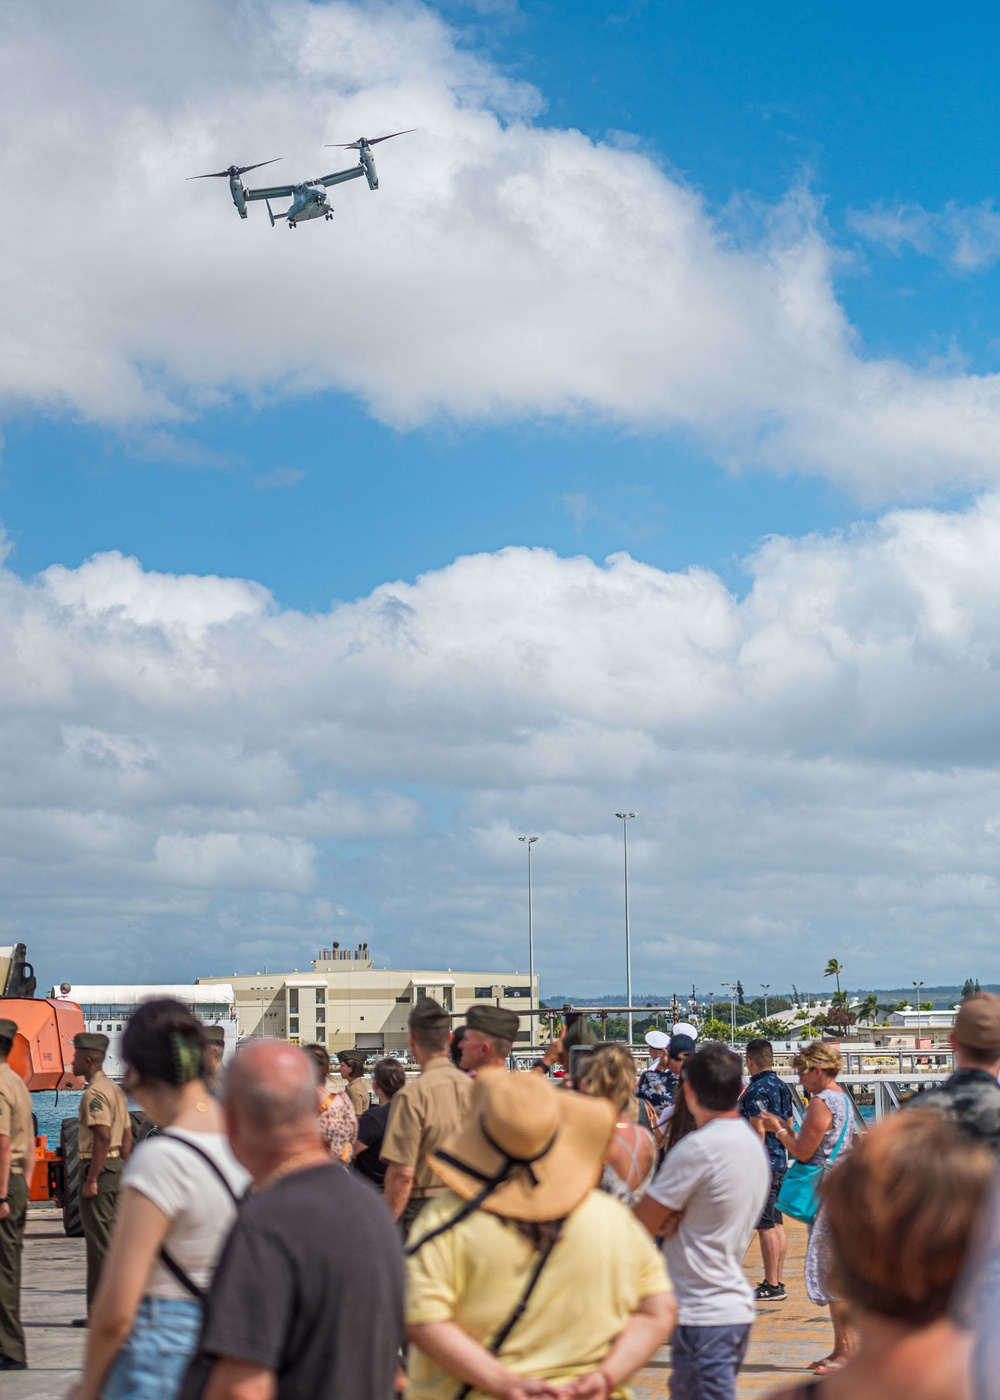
left=103, top=1296, right=202, bottom=1400
left=670, top=1323, right=752, bottom=1400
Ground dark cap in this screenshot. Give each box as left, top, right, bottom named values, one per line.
left=955, top=993, right=1000, bottom=1050
left=337, top=1048, right=367, bottom=1066
left=73, top=1032, right=109, bottom=1053
left=203, top=1026, right=225, bottom=1046
left=466, top=1004, right=520, bottom=1040
left=0, top=1019, right=17, bottom=1042
left=409, top=997, right=451, bottom=1033
left=563, top=1017, right=600, bottom=1049
left=668, top=1033, right=696, bottom=1058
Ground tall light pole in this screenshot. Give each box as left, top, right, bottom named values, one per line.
left=761, top=984, right=770, bottom=1019
left=615, top=813, right=636, bottom=1045
left=518, top=837, right=539, bottom=1041
left=913, top=979, right=925, bottom=1047
left=722, top=982, right=737, bottom=1043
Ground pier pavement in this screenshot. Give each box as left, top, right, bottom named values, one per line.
left=14, top=1209, right=825, bottom=1398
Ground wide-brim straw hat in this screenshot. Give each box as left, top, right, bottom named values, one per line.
left=429, top=1068, right=615, bottom=1222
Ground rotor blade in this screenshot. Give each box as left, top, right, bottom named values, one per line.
left=236, top=157, right=282, bottom=175
left=324, top=129, right=415, bottom=148
left=367, top=129, right=416, bottom=146
left=186, top=158, right=281, bottom=181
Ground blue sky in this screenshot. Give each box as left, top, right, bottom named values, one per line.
left=6, top=0, right=1000, bottom=996
left=6, top=0, right=999, bottom=608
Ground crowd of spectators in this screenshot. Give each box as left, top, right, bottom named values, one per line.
left=47, top=990, right=1000, bottom=1400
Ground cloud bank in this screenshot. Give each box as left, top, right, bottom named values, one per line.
left=6, top=497, right=1000, bottom=991
left=3, top=0, right=1000, bottom=500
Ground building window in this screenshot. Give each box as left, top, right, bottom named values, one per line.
left=288, top=989, right=299, bottom=1014
left=315, top=988, right=325, bottom=1006
left=289, top=1017, right=299, bottom=1036
left=316, top=1009, right=326, bottom=1025
left=395, top=995, right=412, bottom=1004
left=416, top=986, right=427, bottom=999
left=503, top=986, right=526, bottom=999
left=474, top=986, right=493, bottom=999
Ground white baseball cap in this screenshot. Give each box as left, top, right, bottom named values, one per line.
left=644, top=1029, right=670, bottom=1050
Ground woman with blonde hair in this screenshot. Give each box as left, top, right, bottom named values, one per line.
left=767, top=1111, right=993, bottom=1399
left=579, top=1043, right=657, bottom=1206
left=760, top=1040, right=853, bottom=1375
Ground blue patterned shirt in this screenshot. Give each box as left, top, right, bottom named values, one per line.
left=739, top=1068, right=793, bottom=1171
left=636, top=1065, right=678, bottom=1113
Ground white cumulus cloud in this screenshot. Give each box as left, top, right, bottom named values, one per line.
left=2, top=0, right=1000, bottom=499
left=5, top=499, right=1000, bottom=991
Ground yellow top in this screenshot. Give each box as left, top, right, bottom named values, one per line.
left=406, top=1188, right=671, bottom=1400
left=78, top=1068, right=129, bottom=1157
left=0, top=1063, right=34, bottom=1175
left=381, top=1056, right=473, bottom=1199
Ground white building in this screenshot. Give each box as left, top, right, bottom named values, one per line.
left=52, top=983, right=239, bottom=1080
left=196, top=942, right=539, bottom=1052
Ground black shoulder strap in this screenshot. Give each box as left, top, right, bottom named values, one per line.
left=454, top=1222, right=564, bottom=1400
left=155, top=1134, right=244, bottom=1302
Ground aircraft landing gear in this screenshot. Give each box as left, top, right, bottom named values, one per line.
left=325, top=212, right=333, bottom=221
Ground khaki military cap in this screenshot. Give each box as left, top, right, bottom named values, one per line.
left=337, top=1048, right=367, bottom=1066
left=73, top=1032, right=109, bottom=1053
left=466, top=1004, right=520, bottom=1040
left=409, top=996, right=450, bottom=1032
left=0, top=1018, right=18, bottom=1041
left=203, top=1026, right=226, bottom=1045
left=955, top=993, right=1000, bottom=1050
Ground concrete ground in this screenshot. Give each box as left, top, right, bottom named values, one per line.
left=634, top=1219, right=833, bottom=1398
left=11, top=1208, right=829, bottom=1399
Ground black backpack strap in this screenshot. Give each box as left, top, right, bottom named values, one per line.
left=454, top=1221, right=564, bottom=1400
left=154, top=1134, right=244, bottom=1302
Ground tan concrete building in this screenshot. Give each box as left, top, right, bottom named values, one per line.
left=196, top=942, right=539, bottom=1052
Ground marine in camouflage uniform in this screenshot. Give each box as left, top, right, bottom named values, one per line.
left=72, top=1033, right=132, bottom=1313
left=907, top=993, right=1000, bottom=1151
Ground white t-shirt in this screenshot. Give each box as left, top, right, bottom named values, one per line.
left=645, top=1116, right=769, bottom=1326
left=122, top=1129, right=250, bottom=1301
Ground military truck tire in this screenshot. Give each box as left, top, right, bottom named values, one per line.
left=60, top=1118, right=83, bottom=1238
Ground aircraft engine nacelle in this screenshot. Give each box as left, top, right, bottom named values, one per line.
left=360, top=147, right=379, bottom=190
left=229, top=177, right=249, bottom=219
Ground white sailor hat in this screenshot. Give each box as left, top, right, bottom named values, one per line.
left=644, top=1029, right=670, bottom=1050
left=671, top=1021, right=698, bottom=1041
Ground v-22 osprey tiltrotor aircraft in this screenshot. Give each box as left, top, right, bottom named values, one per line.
left=188, top=130, right=414, bottom=228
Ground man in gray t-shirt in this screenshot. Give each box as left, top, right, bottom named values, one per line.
left=636, top=1043, right=769, bottom=1400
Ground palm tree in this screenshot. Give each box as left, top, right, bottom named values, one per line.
left=823, top=958, right=844, bottom=1001
left=858, top=993, right=878, bottom=1026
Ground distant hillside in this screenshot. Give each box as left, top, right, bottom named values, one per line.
left=546, top=984, right=1000, bottom=1009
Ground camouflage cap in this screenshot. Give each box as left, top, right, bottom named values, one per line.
left=466, top=1004, right=520, bottom=1041
left=0, top=1019, right=17, bottom=1042
left=73, top=1032, right=109, bottom=1053
left=955, top=993, right=1000, bottom=1050
left=336, top=1048, right=367, bottom=1066
left=203, top=1026, right=225, bottom=1046
left=409, top=996, right=451, bottom=1033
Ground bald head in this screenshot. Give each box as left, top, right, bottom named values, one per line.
left=226, top=1041, right=317, bottom=1134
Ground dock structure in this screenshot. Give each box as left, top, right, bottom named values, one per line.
left=17, top=1205, right=828, bottom=1397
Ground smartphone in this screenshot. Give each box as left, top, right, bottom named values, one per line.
left=568, top=1044, right=596, bottom=1084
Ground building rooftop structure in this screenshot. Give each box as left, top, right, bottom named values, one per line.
left=196, top=943, right=538, bottom=1053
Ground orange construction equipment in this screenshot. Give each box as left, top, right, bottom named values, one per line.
left=1, top=997, right=85, bottom=1091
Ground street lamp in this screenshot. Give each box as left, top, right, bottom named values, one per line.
left=760, top=984, right=770, bottom=1019
left=721, top=982, right=737, bottom=1043
left=517, top=836, right=539, bottom=1041
left=913, top=980, right=925, bottom=1048
left=615, top=813, right=636, bottom=1045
